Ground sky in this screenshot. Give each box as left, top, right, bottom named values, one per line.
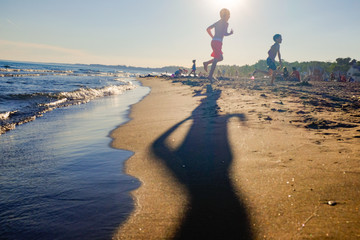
left=1, top=0, right=359, bottom=68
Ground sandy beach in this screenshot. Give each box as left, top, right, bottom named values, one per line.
left=111, top=76, right=360, bottom=239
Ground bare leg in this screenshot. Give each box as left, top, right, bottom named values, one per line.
left=203, top=60, right=213, bottom=72
left=208, top=59, right=219, bottom=81
left=271, top=69, right=279, bottom=85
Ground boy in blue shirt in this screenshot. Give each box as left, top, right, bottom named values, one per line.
left=253, top=34, right=282, bottom=85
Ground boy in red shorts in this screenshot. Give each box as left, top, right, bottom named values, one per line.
left=203, top=8, right=233, bottom=83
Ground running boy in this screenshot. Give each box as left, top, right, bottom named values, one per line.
left=203, top=8, right=233, bottom=82
left=267, top=34, right=282, bottom=84
left=253, top=34, right=282, bottom=85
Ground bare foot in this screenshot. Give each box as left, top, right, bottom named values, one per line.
left=203, top=62, right=208, bottom=72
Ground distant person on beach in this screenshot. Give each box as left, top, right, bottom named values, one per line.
left=203, top=8, right=233, bottom=83
left=283, top=67, right=289, bottom=80
left=289, top=67, right=300, bottom=81
left=330, top=72, right=336, bottom=81
left=253, top=34, right=283, bottom=85
left=189, top=60, right=197, bottom=77
left=340, top=75, right=347, bottom=82
left=174, top=68, right=182, bottom=78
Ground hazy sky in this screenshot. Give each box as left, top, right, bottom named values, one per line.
left=1, top=0, right=359, bottom=67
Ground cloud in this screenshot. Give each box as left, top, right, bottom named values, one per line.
left=0, top=39, right=98, bottom=63
left=6, top=19, right=19, bottom=27
left=0, top=39, right=87, bottom=56
left=0, top=39, right=165, bottom=67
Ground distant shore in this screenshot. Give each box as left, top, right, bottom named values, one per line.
left=111, top=76, right=360, bottom=239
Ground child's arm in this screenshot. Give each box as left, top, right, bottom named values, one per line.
left=225, top=26, right=234, bottom=36
left=224, top=29, right=234, bottom=36
left=206, top=26, right=214, bottom=38
left=277, top=48, right=282, bottom=66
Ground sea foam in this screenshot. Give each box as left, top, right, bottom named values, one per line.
left=0, top=82, right=137, bottom=135
left=59, top=83, right=136, bottom=101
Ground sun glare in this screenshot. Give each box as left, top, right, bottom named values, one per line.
left=211, top=0, right=244, bottom=10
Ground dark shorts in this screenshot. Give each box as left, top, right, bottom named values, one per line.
left=267, top=57, right=277, bottom=71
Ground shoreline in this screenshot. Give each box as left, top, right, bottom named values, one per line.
left=0, top=84, right=149, bottom=239
left=111, top=77, right=198, bottom=239
left=112, top=76, right=360, bottom=239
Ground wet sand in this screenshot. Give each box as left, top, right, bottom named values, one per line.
left=111, top=77, right=360, bottom=239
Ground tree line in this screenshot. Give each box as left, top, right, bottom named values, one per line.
left=209, top=57, right=360, bottom=77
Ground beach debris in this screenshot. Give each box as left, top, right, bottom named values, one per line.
left=298, top=206, right=319, bottom=231
left=264, top=116, right=273, bottom=121
left=271, top=108, right=287, bottom=112
left=272, top=100, right=283, bottom=105
left=327, top=201, right=337, bottom=206
left=320, top=200, right=338, bottom=206
left=260, top=93, right=267, bottom=98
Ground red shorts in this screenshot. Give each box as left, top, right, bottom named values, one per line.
left=211, top=40, right=223, bottom=60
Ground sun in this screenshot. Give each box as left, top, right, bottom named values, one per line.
left=212, top=0, right=244, bottom=9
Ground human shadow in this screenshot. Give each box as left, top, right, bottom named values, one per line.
left=152, top=85, right=253, bottom=239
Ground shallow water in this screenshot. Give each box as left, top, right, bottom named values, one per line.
left=0, top=60, right=138, bottom=135
left=0, top=81, right=150, bottom=239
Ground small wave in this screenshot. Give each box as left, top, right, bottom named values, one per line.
left=58, top=83, right=136, bottom=101
left=5, top=82, right=135, bottom=103
left=0, top=111, right=11, bottom=120
left=0, top=123, right=16, bottom=134
left=0, top=68, right=73, bottom=74
left=0, top=111, right=17, bottom=120
left=0, top=116, right=35, bottom=135
left=41, top=98, right=68, bottom=107
left=0, top=82, right=137, bottom=135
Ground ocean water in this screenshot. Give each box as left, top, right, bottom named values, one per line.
left=0, top=60, right=139, bottom=134
left=0, top=61, right=151, bottom=239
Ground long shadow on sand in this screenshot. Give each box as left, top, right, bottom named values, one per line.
left=152, top=85, right=253, bottom=239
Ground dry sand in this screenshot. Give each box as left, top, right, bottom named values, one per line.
left=111, top=77, right=360, bottom=240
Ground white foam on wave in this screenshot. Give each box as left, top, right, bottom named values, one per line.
left=0, top=112, right=11, bottom=120
left=0, top=68, right=73, bottom=73
left=41, top=98, right=68, bottom=107
left=58, top=82, right=136, bottom=101
left=0, top=111, right=17, bottom=120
